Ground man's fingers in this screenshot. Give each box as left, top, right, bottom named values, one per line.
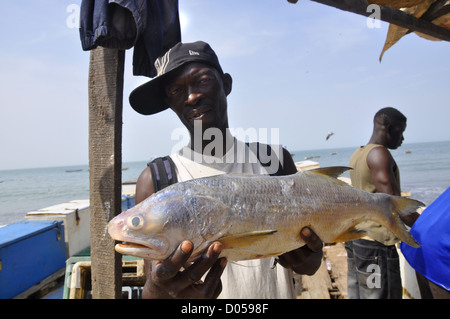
left=203, top=258, right=227, bottom=298
left=157, top=241, right=226, bottom=298
left=154, top=241, right=193, bottom=280
left=179, top=257, right=227, bottom=299
left=179, top=242, right=223, bottom=283
left=300, top=227, right=323, bottom=252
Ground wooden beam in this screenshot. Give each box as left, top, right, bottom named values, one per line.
left=88, top=47, right=125, bottom=299
left=309, top=0, right=450, bottom=41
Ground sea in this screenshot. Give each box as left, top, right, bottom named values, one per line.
left=1, top=140, right=449, bottom=226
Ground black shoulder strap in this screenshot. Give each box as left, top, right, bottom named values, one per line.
left=147, top=156, right=178, bottom=192
left=247, top=142, right=283, bottom=176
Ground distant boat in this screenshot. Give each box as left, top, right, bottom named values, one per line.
left=404, top=150, right=412, bottom=154
left=122, top=167, right=128, bottom=171
left=304, top=155, right=320, bottom=160
left=65, top=169, right=82, bottom=173
left=330, top=152, right=338, bottom=155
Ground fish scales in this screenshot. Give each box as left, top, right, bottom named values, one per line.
left=108, top=167, right=423, bottom=261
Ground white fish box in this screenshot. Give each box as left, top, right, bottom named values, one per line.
left=25, top=200, right=90, bottom=257
left=399, top=251, right=421, bottom=299
left=295, top=160, right=320, bottom=171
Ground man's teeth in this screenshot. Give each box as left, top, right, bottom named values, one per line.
left=192, top=112, right=206, bottom=119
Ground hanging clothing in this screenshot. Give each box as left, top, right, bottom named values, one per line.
left=79, top=0, right=181, bottom=77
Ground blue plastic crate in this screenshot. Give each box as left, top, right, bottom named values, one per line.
left=0, top=220, right=67, bottom=299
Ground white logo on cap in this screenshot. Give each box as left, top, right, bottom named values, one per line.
left=155, top=48, right=172, bottom=76
left=189, top=50, right=200, bottom=56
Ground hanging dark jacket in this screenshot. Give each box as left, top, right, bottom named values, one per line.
left=79, top=0, right=181, bottom=77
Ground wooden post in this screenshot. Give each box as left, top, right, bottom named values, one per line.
left=88, top=47, right=125, bottom=299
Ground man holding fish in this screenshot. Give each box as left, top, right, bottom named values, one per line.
left=126, top=41, right=324, bottom=298
left=112, top=42, right=421, bottom=299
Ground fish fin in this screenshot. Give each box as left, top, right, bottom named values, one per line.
left=309, top=166, right=352, bottom=179
left=391, top=196, right=424, bottom=220
left=219, top=230, right=277, bottom=249
left=332, top=225, right=367, bottom=242
left=308, top=166, right=352, bottom=186
left=388, top=196, right=423, bottom=248
left=361, top=195, right=422, bottom=248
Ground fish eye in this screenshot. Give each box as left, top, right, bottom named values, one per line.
left=127, top=214, right=144, bottom=230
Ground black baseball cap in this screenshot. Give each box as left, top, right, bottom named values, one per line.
left=129, top=41, right=224, bottom=115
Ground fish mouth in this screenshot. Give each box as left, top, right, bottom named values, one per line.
left=114, top=239, right=169, bottom=260
left=115, top=242, right=158, bottom=259
left=115, top=242, right=152, bottom=257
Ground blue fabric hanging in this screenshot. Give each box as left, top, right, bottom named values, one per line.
left=401, top=187, right=450, bottom=291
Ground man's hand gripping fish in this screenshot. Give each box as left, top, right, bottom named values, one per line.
left=108, top=167, right=422, bottom=262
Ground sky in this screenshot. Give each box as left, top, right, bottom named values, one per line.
left=0, top=0, right=449, bottom=170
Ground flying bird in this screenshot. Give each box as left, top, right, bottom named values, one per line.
left=326, top=132, right=335, bottom=141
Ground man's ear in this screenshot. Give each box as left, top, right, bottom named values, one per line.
left=222, top=73, right=232, bottom=96
left=385, top=123, right=392, bottom=135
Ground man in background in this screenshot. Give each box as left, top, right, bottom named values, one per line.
left=346, top=107, right=418, bottom=299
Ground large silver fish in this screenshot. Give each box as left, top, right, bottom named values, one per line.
left=108, top=167, right=422, bottom=262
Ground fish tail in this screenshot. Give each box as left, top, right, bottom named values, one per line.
left=379, top=195, right=423, bottom=248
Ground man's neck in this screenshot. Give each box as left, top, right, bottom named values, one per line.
left=368, top=131, right=387, bottom=147
left=188, top=127, right=233, bottom=157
